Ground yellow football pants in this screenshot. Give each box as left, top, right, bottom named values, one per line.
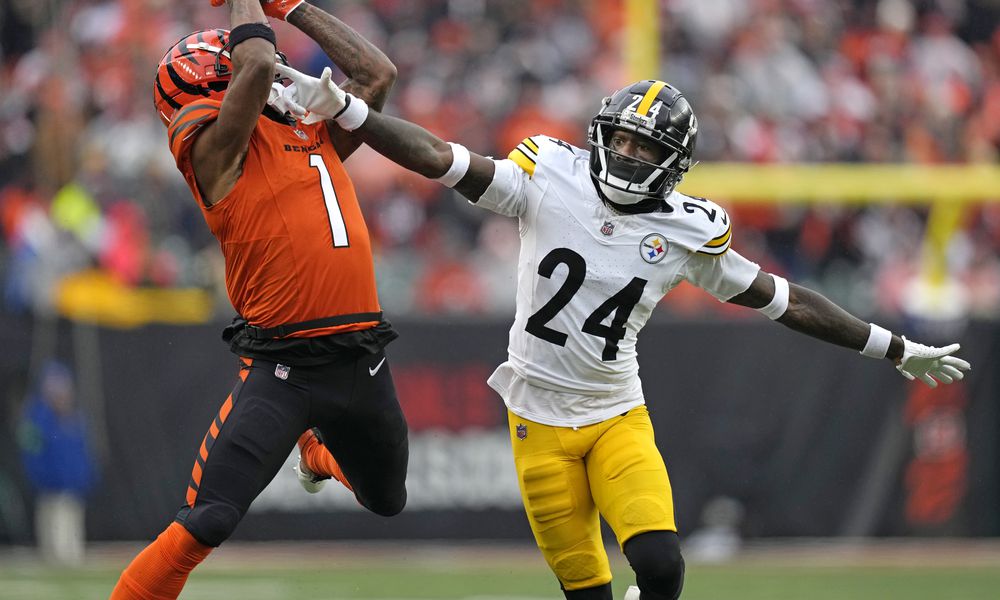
left=507, top=406, right=676, bottom=591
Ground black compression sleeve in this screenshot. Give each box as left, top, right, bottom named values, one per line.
left=228, top=22, right=276, bottom=49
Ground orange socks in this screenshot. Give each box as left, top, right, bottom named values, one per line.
left=298, top=429, right=353, bottom=492
left=109, top=522, right=212, bottom=600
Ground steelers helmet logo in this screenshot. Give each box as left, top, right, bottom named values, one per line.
left=640, top=233, right=668, bottom=263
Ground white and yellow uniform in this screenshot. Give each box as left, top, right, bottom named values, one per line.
left=472, top=135, right=759, bottom=590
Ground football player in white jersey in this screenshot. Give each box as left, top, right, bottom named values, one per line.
left=276, top=72, right=971, bottom=600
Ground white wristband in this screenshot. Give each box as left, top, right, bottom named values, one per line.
left=757, top=274, right=789, bottom=320
left=861, top=323, right=892, bottom=359
left=434, top=143, right=471, bottom=188
left=334, top=94, right=369, bottom=131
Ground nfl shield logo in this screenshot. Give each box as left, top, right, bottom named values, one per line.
left=293, top=129, right=309, bottom=140
left=516, top=424, right=527, bottom=440
left=274, top=364, right=291, bottom=380
left=601, top=221, right=615, bottom=236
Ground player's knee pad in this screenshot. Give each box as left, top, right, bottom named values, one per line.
left=521, top=460, right=575, bottom=528
left=550, top=544, right=610, bottom=591
left=361, top=488, right=406, bottom=517
left=622, top=530, right=685, bottom=600
left=562, top=582, right=613, bottom=600
left=181, top=502, right=243, bottom=547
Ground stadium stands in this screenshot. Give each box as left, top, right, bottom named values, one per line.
left=0, top=0, right=997, bottom=321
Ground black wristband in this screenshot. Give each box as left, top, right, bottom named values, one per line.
left=228, top=23, right=276, bottom=50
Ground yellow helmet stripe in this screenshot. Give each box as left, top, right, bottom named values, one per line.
left=636, top=80, right=667, bottom=116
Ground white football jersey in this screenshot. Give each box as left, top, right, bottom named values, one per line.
left=473, top=136, right=760, bottom=427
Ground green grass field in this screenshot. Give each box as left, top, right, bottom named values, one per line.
left=2, top=540, right=998, bottom=600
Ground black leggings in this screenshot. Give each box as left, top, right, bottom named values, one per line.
left=176, top=351, right=408, bottom=546
left=562, top=531, right=684, bottom=600
left=623, top=531, right=685, bottom=600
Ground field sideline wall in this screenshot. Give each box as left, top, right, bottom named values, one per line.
left=0, top=315, right=995, bottom=543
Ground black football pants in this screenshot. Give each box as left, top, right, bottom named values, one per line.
left=176, top=350, right=408, bottom=546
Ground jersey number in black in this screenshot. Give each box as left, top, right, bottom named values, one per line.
left=525, top=248, right=647, bottom=361
left=682, top=196, right=728, bottom=225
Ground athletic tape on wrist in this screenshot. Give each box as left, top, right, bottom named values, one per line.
left=757, top=274, right=789, bottom=320
left=861, top=323, right=892, bottom=359
left=434, top=143, right=471, bottom=188
left=333, top=94, right=369, bottom=131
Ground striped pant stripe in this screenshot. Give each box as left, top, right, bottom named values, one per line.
left=185, top=359, right=252, bottom=507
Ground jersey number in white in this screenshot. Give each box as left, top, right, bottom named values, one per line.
left=625, top=94, right=663, bottom=119
left=525, top=248, right=647, bottom=361
left=309, top=154, right=349, bottom=247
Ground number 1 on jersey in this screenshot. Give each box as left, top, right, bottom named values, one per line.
left=309, top=154, right=349, bottom=248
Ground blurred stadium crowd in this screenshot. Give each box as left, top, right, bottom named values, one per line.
left=0, top=0, right=998, bottom=321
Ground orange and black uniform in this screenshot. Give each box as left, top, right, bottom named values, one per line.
left=165, top=101, right=407, bottom=546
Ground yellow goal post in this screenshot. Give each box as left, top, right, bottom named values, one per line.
left=679, top=163, right=1000, bottom=290
left=625, top=0, right=1000, bottom=301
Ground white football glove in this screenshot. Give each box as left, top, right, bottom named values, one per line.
left=274, top=63, right=345, bottom=125
left=266, top=82, right=306, bottom=120
left=896, top=336, right=971, bottom=388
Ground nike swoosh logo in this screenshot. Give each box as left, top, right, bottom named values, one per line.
left=369, top=357, right=386, bottom=377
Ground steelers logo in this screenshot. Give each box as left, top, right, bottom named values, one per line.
left=640, top=233, right=668, bottom=264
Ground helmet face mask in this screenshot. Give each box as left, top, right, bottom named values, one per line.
left=588, top=80, right=698, bottom=206
left=153, top=29, right=289, bottom=127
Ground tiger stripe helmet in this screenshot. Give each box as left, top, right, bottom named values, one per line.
left=153, top=29, right=234, bottom=127
left=153, top=29, right=288, bottom=127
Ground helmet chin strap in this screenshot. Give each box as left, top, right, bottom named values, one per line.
left=597, top=180, right=645, bottom=205
left=595, top=179, right=667, bottom=214
left=598, top=179, right=660, bottom=205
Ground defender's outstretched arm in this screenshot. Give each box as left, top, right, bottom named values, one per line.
left=274, top=63, right=500, bottom=199
left=353, top=111, right=498, bottom=201
left=729, top=271, right=970, bottom=387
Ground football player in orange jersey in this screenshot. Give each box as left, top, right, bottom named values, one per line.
left=110, top=1, right=406, bottom=598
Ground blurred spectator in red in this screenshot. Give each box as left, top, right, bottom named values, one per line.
left=0, top=0, right=996, bottom=320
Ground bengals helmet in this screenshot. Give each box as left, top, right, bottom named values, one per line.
left=588, top=80, right=698, bottom=205
left=153, top=29, right=288, bottom=127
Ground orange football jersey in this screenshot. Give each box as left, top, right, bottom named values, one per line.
left=167, top=99, right=381, bottom=337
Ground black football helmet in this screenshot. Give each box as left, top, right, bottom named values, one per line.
left=588, top=80, right=698, bottom=205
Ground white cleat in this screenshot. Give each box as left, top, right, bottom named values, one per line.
left=294, top=455, right=330, bottom=494
left=623, top=585, right=640, bottom=600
